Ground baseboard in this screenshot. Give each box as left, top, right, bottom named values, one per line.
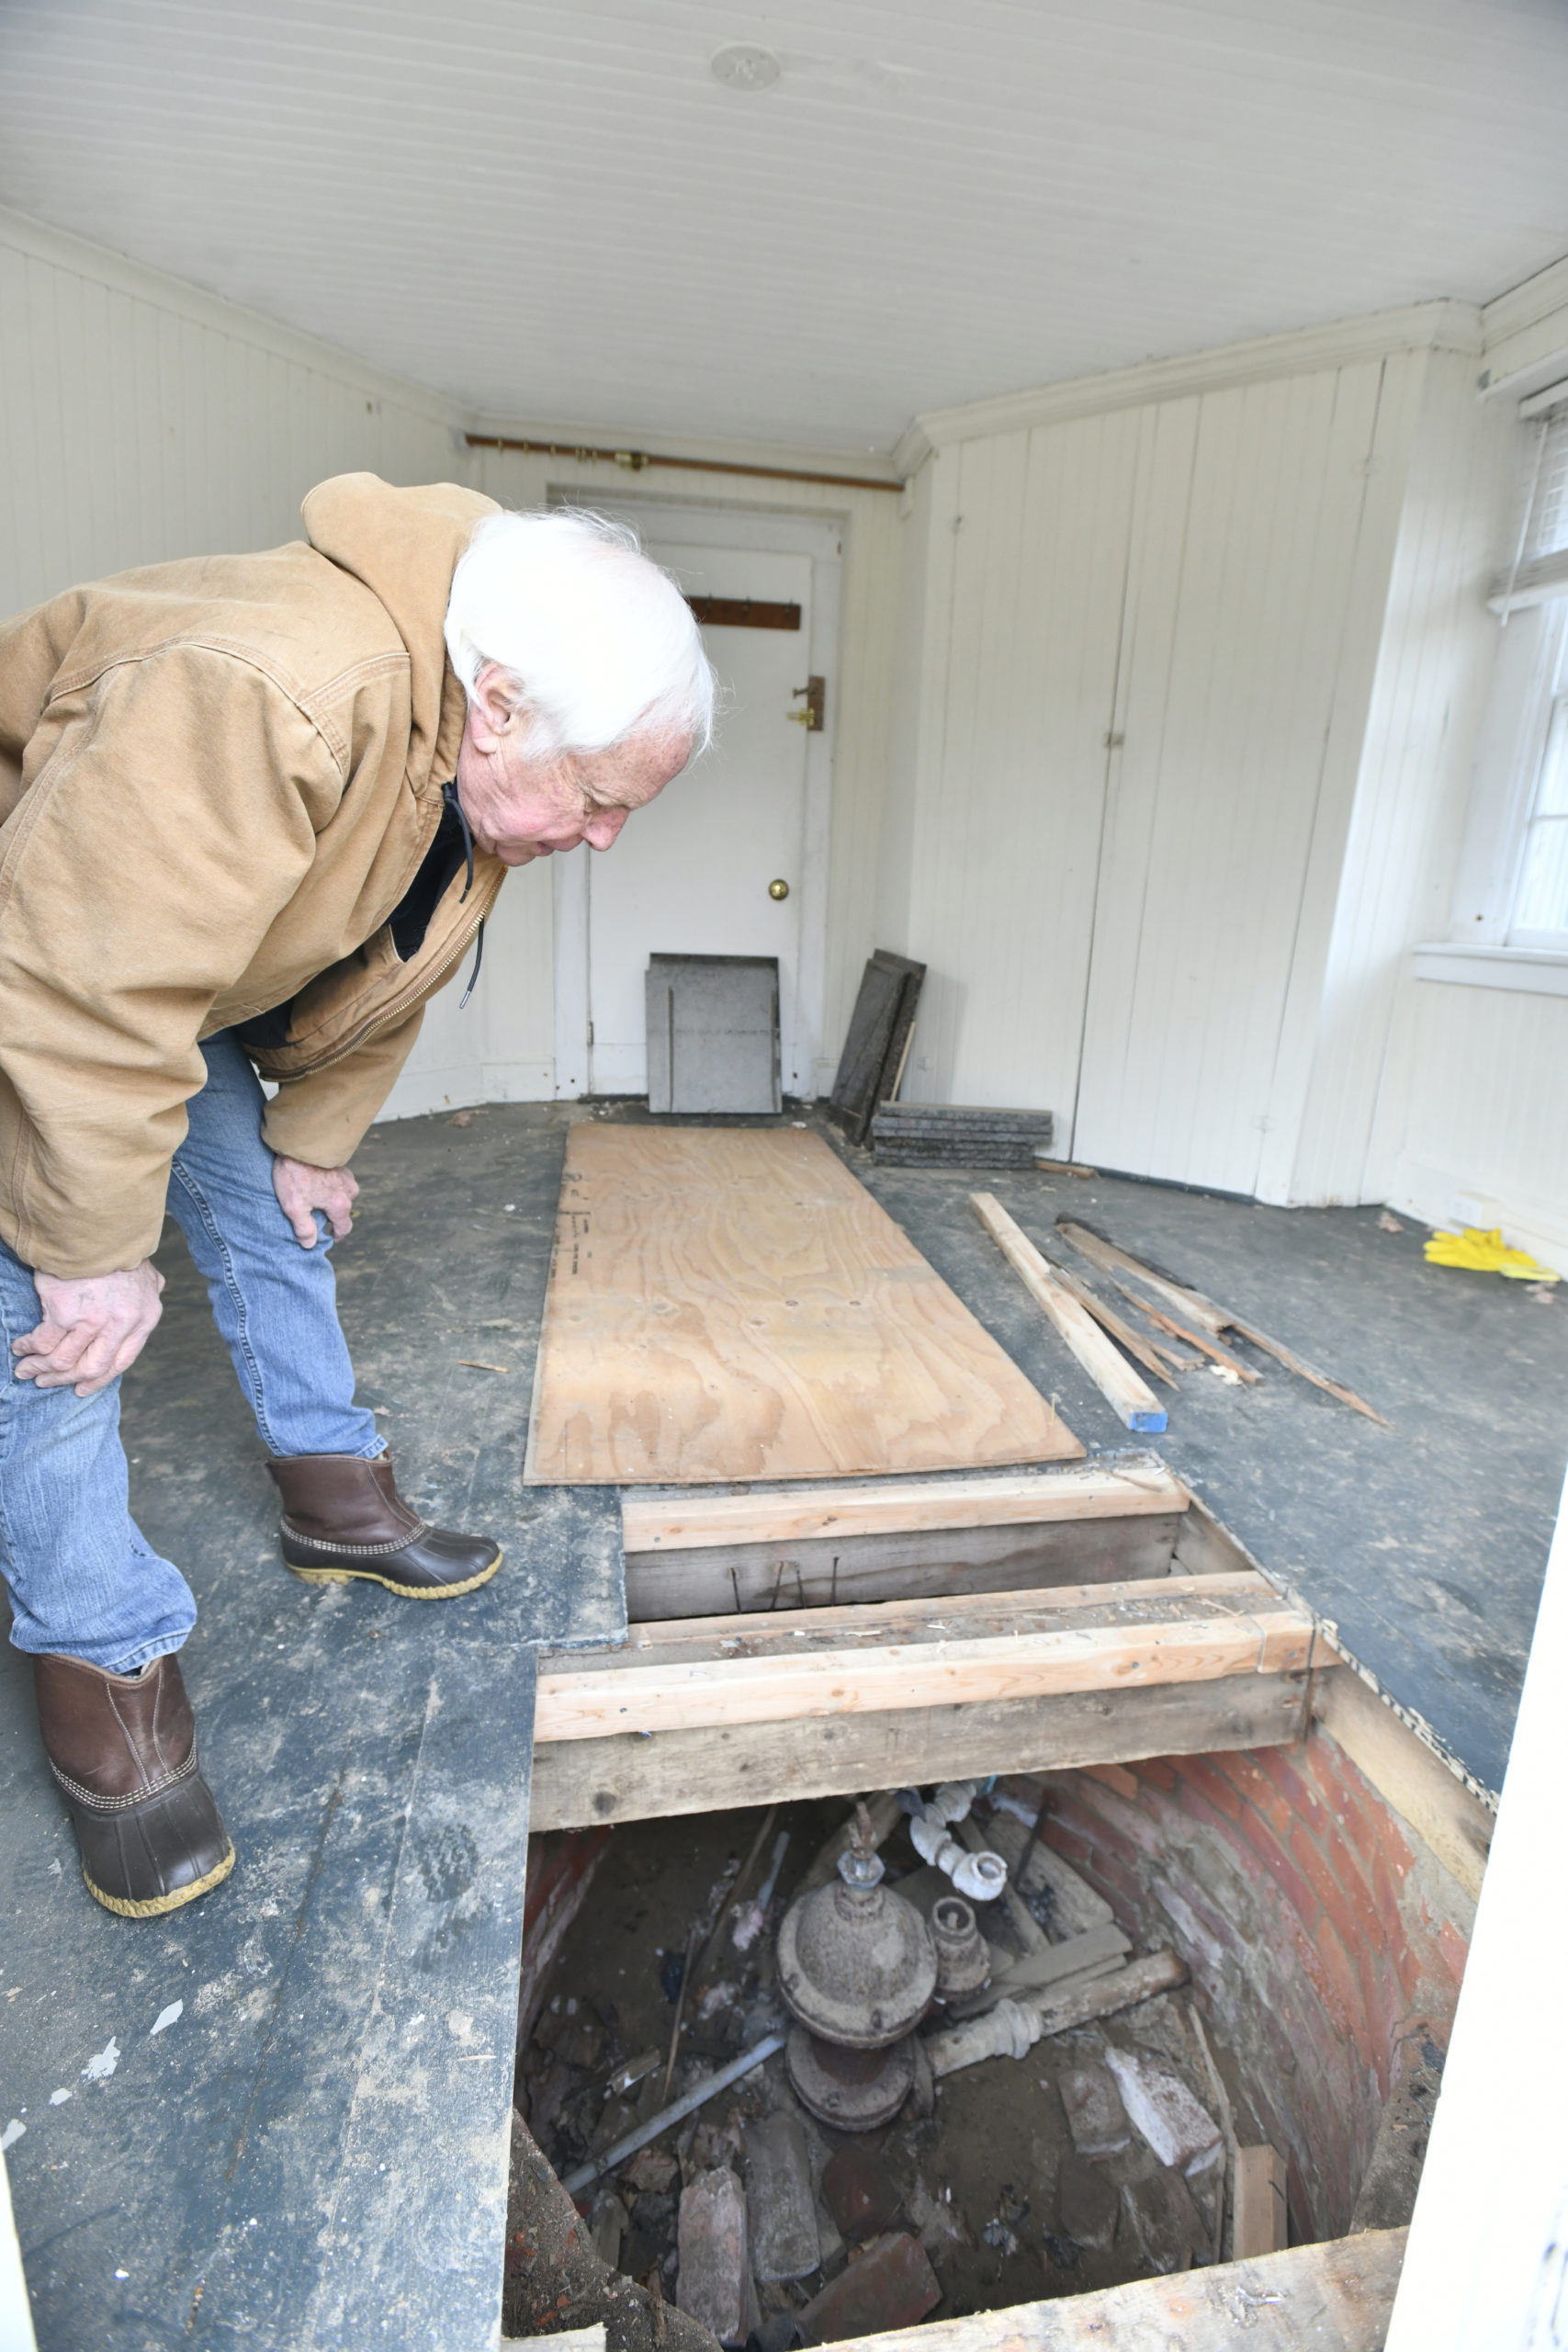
left=1388, top=1152, right=1568, bottom=1275
left=374, top=1061, right=555, bottom=1121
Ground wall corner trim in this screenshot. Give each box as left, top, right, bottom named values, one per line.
left=890, top=418, right=936, bottom=480
left=902, top=300, right=1484, bottom=452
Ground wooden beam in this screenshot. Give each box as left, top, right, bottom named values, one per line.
left=971, top=1193, right=1168, bottom=1432
left=624, top=1510, right=1186, bottom=1623
left=526, top=1668, right=1320, bottom=1830
left=535, top=1609, right=1314, bottom=1743
left=835, top=2227, right=1405, bottom=2351
left=621, top=1463, right=1188, bottom=1555
left=596, top=1571, right=1278, bottom=1660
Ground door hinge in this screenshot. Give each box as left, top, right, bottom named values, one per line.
left=587, top=1021, right=594, bottom=1046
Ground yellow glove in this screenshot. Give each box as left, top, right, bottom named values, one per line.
left=1424, top=1226, right=1561, bottom=1282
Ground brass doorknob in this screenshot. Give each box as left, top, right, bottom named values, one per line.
left=768, top=877, right=790, bottom=900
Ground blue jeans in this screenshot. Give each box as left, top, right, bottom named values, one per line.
left=0, top=1032, right=383, bottom=1672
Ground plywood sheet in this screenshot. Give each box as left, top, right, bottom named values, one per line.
left=524, top=1125, right=1080, bottom=1485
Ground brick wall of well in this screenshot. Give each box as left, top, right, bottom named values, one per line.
left=1002, top=1718, right=1472, bottom=2242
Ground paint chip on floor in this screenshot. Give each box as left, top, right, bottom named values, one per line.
left=81, top=2038, right=120, bottom=2081
left=151, top=2001, right=184, bottom=2036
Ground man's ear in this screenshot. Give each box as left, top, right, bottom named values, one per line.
left=468, top=662, right=526, bottom=752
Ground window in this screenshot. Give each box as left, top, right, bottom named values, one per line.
left=1511, top=692, right=1568, bottom=944
left=1496, top=398, right=1568, bottom=614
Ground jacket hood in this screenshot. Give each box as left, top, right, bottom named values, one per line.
left=301, top=473, right=498, bottom=795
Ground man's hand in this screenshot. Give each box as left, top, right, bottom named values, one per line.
left=273, top=1155, right=358, bottom=1248
left=13, top=1261, right=165, bottom=1396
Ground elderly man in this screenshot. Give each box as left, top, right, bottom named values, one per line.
left=0, top=473, right=713, bottom=1920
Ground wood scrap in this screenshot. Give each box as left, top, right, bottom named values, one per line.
left=1232, top=2144, right=1289, bottom=2257
left=1224, top=1314, right=1391, bottom=1427
left=971, top=1193, right=1168, bottom=1433
left=1104, top=1278, right=1262, bottom=1383
left=1056, top=1222, right=1230, bottom=1335
left=1029, top=1253, right=1180, bottom=1387
left=1057, top=1220, right=1390, bottom=1426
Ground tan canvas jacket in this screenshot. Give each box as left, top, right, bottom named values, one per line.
left=0, top=473, right=505, bottom=1278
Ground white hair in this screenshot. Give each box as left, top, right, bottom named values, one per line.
left=444, top=508, right=716, bottom=760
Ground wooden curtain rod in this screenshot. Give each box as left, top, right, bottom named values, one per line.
left=463, top=434, right=904, bottom=495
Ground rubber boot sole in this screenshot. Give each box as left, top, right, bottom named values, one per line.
left=84, top=1839, right=236, bottom=1919
left=286, top=1546, right=502, bottom=1600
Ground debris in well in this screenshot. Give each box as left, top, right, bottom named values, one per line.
left=509, top=1786, right=1285, bottom=2336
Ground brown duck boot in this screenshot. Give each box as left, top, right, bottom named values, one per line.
left=266, top=1453, right=502, bottom=1600
left=36, top=1652, right=234, bottom=1919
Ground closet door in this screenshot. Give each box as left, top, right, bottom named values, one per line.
left=1072, top=363, right=1386, bottom=1192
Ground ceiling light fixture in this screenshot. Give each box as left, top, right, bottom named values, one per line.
left=710, top=42, right=781, bottom=92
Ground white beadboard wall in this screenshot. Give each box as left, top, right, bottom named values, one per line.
left=0, top=205, right=565, bottom=1121
left=464, top=440, right=903, bottom=1091
left=1282, top=349, right=1515, bottom=1205
left=0, top=206, right=466, bottom=612
left=1382, top=979, right=1568, bottom=1273
left=881, top=303, right=1529, bottom=1204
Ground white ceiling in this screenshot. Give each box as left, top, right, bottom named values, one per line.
left=3, top=0, right=1567, bottom=454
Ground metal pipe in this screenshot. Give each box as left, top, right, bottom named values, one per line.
left=561, top=2033, right=787, bottom=2197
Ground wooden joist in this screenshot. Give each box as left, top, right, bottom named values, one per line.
left=604, top=1570, right=1258, bottom=1656
left=526, top=1669, right=1320, bottom=1831
left=622, top=1463, right=1200, bottom=1622
left=535, top=1573, right=1314, bottom=1744
left=622, top=1462, right=1188, bottom=1554
left=971, top=1193, right=1168, bottom=1431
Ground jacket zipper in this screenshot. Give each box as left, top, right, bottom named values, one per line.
left=279, top=907, right=489, bottom=1080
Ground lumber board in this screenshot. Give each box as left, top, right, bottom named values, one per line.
left=525, top=1125, right=1081, bottom=1485
left=624, top=1510, right=1185, bottom=1622
left=1233, top=2143, right=1290, bottom=2258
left=525, top=1669, right=1318, bottom=1830
left=973, top=1193, right=1168, bottom=1432
left=1107, top=1279, right=1261, bottom=1381
left=840, top=2227, right=1406, bottom=2352
left=622, top=1463, right=1187, bottom=1553
left=1057, top=1221, right=1389, bottom=1425
left=1026, top=1256, right=1179, bottom=1386
left=570, top=1571, right=1283, bottom=1665
left=533, top=1607, right=1315, bottom=1742
left=1057, top=1221, right=1231, bottom=1334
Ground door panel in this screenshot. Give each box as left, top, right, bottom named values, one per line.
left=1073, top=366, right=1384, bottom=1190
left=586, top=542, right=813, bottom=1096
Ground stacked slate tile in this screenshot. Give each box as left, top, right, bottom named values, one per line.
left=869, top=1102, right=1055, bottom=1167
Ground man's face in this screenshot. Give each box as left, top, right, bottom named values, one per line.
left=455, top=663, right=693, bottom=867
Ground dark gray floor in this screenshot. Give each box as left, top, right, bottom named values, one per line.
left=5, top=1096, right=1561, bottom=2348
left=849, top=1148, right=1566, bottom=1804
left=1, top=1108, right=621, bottom=2352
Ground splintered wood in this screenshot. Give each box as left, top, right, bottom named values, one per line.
left=524, top=1125, right=1080, bottom=1485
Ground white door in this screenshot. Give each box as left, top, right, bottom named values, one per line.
left=556, top=509, right=836, bottom=1099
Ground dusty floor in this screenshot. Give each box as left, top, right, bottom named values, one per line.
left=517, top=1795, right=1261, bottom=2331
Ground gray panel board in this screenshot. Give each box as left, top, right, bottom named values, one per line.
left=646, top=955, right=781, bottom=1115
